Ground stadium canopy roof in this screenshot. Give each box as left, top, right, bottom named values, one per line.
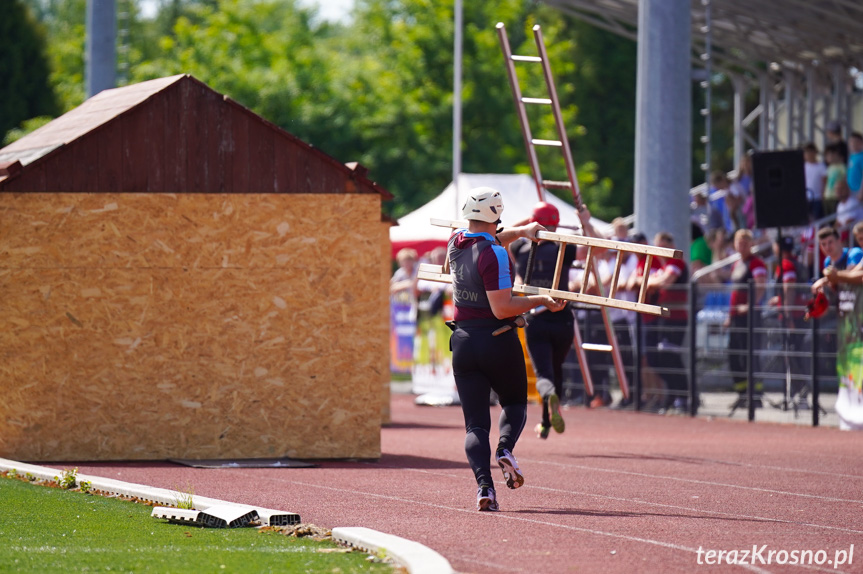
left=544, top=0, right=863, bottom=77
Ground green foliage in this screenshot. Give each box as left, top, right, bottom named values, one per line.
left=0, top=0, right=61, bottom=139
left=55, top=467, right=78, bottom=490
left=3, top=116, right=54, bottom=145
left=22, top=0, right=658, bottom=222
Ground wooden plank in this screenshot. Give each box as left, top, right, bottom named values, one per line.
left=146, top=90, right=165, bottom=192
left=122, top=106, right=149, bottom=192
left=231, top=109, right=250, bottom=192
left=513, top=284, right=669, bottom=317
left=429, top=218, right=682, bottom=259
left=608, top=250, right=623, bottom=299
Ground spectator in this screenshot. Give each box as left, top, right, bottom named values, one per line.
left=690, top=223, right=712, bottom=280
left=610, top=217, right=630, bottom=242
left=724, top=229, right=768, bottom=409
left=707, top=171, right=734, bottom=234
left=803, top=142, right=827, bottom=220
left=824, top=142, right=846, bottom=216
left=391, top=247, right=419, bottom=296
left=811, top=225, right=863, bottom=294
left=825, top=120, right=849, bottom=164
left=645, top=231, right=690, bottom=413
left=847, top=132, right=863, bottom=202
left=850, top=221, right=863, bottom=264
left=834, top=178, right=863, bottom=231
left=626, top=233, right=667, bottom=410
left=733, top=154, right=756, bottom=228
left=767, top=236, right=810, bottom=402
left=690, top=188, right=711, bottom=233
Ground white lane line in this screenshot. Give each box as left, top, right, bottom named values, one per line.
left=392, top=467, right=863, bottom=536
left=241, top=474, right=771, bottom=574
left=517, top=457, right=863, bottom=505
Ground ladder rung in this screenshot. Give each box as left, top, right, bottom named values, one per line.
left=582, top=343, right=613, bottom=352
left=521, top=97, right=552, bottom=105
left=542, top=180, right=572, bottom=189
left=511, top=55, right=542, bottom=62
left=531, top=139, right=562, bottom=147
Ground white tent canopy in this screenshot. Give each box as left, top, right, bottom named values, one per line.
left=390, top=173, right=611, bottom=258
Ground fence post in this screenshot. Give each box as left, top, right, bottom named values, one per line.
left=812, top=315, right=820, bottom=427
left=635, top=313, right=643, bottom=412
left=747, top=279, right=755, bottom=422
left=688, top=281, right=698, bottom=416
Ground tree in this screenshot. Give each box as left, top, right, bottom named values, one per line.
left=0, top=0, right=61, bottom=141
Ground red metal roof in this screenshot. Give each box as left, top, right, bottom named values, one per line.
left=0, top=74, right=391, bottom=199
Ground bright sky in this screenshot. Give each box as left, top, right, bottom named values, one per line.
left=139, top=0, right=354, bottom=23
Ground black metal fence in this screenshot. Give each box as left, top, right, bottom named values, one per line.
left=561, top=281, right=839, bottom=426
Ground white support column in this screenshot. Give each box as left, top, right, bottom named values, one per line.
left=634, top=0, right=691, bottom=256
left=86, top=0, right=116, bottom=98
left=731, top=74, right=745, bottom=163
left=785, top=70, right=795, bottom=149
left=759, top=72, right=770, bottom=150
left=832, top=63, right=845, bottom=125
left=805, top=66, right=816, bottom=143
left=452, top=0, right=463, bottom=212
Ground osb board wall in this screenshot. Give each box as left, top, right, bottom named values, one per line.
left=0, top=193, right=387, bottom=461
left=379, top=223, right=392, bottom=425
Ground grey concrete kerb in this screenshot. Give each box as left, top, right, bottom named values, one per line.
left=0, top=458, right=454, bottom=574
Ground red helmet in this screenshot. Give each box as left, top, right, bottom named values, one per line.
left=530, top=202, right=560, bottom=227
left=804, top=291, right=829, bottom=320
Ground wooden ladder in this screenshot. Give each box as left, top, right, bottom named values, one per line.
left=418, top=220, right=683, bottom=399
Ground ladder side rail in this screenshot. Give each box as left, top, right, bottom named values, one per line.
left=589, top=263, right=630, bottom=399
left=497, top=23, right=545, bottom=202
left=533, top=24, right=582, bottom=208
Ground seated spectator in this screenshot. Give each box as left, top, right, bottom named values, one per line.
left=690, top=188, right=711, bottom=233
left=690, top=222, right=711, bottom=279
left=835, top=178, right=863, bottom=232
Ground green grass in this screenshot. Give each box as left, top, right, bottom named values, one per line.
left=0, top=477, right=395, bottom=573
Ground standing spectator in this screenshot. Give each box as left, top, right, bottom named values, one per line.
left=847, top=132, right=863, bottom=202
left=724, top=229, right=768, bottom=409
left=690, top=223, right=712, bottom=279
left=707, top=171, right=734, bottom=235
left=825, top=120, right=849, bottom=165
left=732, top=154, right=756, bottom=228
left=447, top=187, right=565, bottom=512
left=645, top=231, right=690, bottom=412
left=626, top=233, right=666, bottom=410
left=824, top=143, right=846, bottom=217
left=510, top=202, right=576, bottom=440
left=767, top=236, right=810, bottom=402
left=391, top=248, right=419, bottom=296
left=803, top=142, right=827, bottom=220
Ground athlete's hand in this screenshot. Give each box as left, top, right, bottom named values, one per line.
left=542, top=296, right=567, bottom=312
left=522, top=222, right=546, bottom=242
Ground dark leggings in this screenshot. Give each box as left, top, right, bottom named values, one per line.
left=451, top=325, right=528, bottom=487
left=525, top=315, right=574, bottom=426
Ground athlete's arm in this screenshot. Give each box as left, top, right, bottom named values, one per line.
left=487, top=289, right=565, bottom=320
left=497, top=222, right=545, bottom=249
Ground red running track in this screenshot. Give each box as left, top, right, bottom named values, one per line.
left=51, top=393, right=863, bottom=573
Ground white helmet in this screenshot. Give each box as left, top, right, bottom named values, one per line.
left=462, top=187, right=504, bottom=223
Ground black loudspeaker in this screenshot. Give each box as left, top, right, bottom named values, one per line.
left=751, top=150, right=808, bottom=229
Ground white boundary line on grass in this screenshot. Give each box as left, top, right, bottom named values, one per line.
left=0, top=458, right=454, bottom=574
